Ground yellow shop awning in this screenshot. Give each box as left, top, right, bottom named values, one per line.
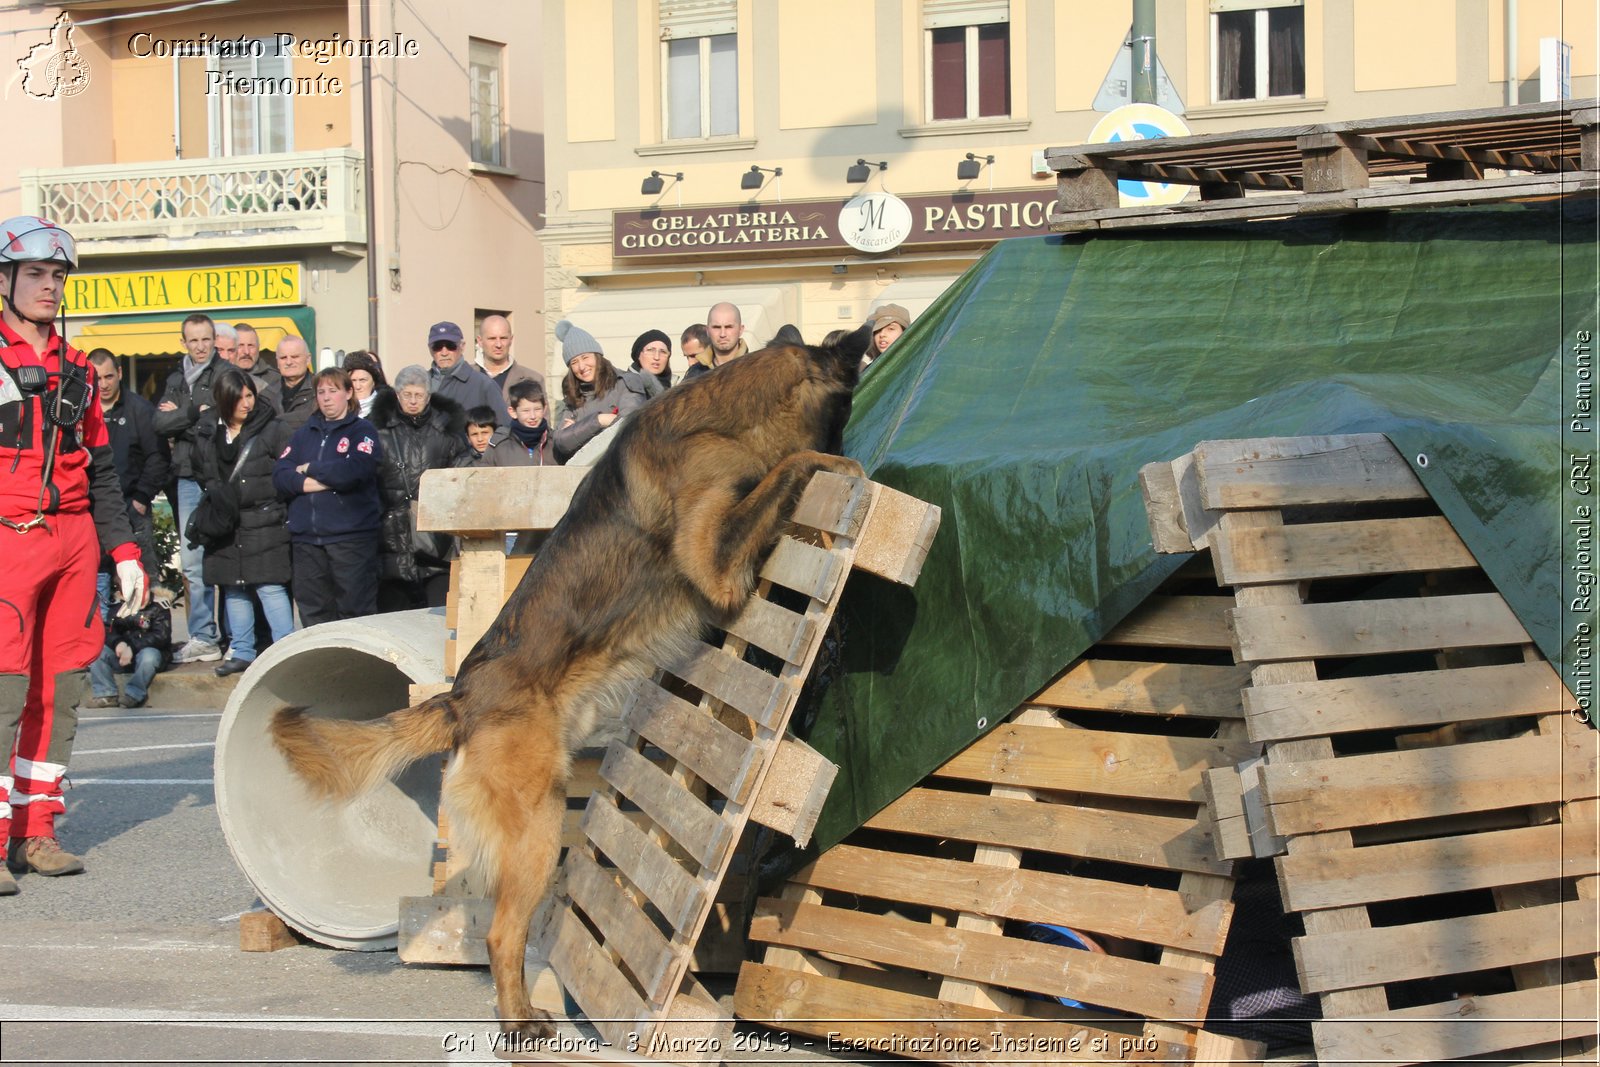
left=68, top=307, right=315, bottom=358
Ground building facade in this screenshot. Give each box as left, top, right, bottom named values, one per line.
left=1, top=0, right=544, bottom=397
left=542, top=0, right=1596, bottom=378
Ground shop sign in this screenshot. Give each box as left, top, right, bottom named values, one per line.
left=614, top=189, right=1056, bottom=259
left=63, top=263, right=302, bottom=316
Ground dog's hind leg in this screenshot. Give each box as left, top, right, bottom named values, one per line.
left=674, top=449, right=864, bottom=617
left=484, top=777, right=566, bottom=1039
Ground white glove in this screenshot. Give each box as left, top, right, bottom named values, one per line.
left=115, top=559, right=149, bottom=618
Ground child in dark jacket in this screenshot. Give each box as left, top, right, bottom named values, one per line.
left=86, top=597, right=173, bottom=709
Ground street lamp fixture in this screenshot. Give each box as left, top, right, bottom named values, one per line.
left=847, top=158, right=888, bottom=184
left=741, top=164, right=782, bottom=191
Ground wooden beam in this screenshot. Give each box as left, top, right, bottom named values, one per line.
left=1193, top=433, right=1425, bottom=510
left=1213, top=514, right=1477, bottom=586
left=416, top=465, right=587, bottom=535
left=1299, top=133, right=1370, bottom=192
left=1032, top=659, right=1250, bottom=719
left=1231, top=592, right=1532, bottom=662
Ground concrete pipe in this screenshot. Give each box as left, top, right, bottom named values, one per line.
left=215, top=609, right=448, bottom=951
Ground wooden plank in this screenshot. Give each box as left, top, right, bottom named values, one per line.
left=1278, top=822, right=1600, bottom=913
left=788, top=470, right=867, bottom=537
left=544, top=906, right=651, bottom=1051
left=734, top=962, right=1188, bottom=1064
left=1100, top=595, right=1234, bottom=649
left=864, top=787, right=1232, bottom=875
left=1243, top=660, right=1576, bottom=740
left=625, top=682, right=757, bottom=802
left=747, top=736, right=837, bottom=847
left=1214, top=515, right=1477, bottom=586
left=1311, top=979, right=1600, bottom=1067
left=581, top=798, right=703, bottom=934
left=750, top=898, right=1216, bottom=1022
left=600, top=745, right=731, bottom=869
left=1232, top=592, right=1531, bottom=663
left=1203, top=765, right=1255, bottom=861
left=794, top=844, right=1233, bottom=954
left=851, top=482, right=943, bottom=587
left=1294, top=899, right=1599, bottom=995
left=757, top=536, right=840, bottom=601
left=564, top=849, right=678, bottom=1007
left=1260, top=729, right=1598, bottom=836
left=1193, top=434, right=1427, bottom=509
left=451, top=535, right=507, bottom=676
left=722, top=596, right=814, bottom=666
left=1032, top=659, right=1250, bottom=719
left=1138, top=460, right=1190, bottom=555
left=932, top=723, right=1259, bottom=803
left=667, top=640, right=792, bottom=730
left=416, top=464, right=586, bottom=534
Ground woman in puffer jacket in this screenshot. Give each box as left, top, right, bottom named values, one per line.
left=550, top=320, right=650, bottom=465
left=370, top=364, right=469, bottom=610
left=192, top=369, right=294, bottom=677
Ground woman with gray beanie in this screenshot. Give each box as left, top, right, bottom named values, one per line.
left=551, top=320, right=650, bottom=464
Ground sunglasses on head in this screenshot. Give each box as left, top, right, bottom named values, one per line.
left=431, top=341, right=460, bottom=352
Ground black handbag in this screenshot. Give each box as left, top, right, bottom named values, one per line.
left=184, top=437, right=255, bottom=550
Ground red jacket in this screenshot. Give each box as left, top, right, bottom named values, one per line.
left=0, top=318, right=136, bottom=559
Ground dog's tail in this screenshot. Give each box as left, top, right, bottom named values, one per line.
left=269, top=697, right=458, bottom=802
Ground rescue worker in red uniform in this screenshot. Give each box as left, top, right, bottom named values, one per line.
left=0, top=216, right=147, bottom=896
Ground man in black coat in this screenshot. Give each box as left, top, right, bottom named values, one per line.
left=89, top=350, right=168, bottom=580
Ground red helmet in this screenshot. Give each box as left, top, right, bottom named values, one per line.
left=0, top=216, right=77, bottom=270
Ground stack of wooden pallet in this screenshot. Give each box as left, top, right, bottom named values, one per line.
left=1142, top=433, right=1597, bottom=1067
left=734, top=556, right=1264, bottom=1066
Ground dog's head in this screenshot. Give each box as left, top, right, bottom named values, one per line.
left=811, top=321, right=870, bottom=390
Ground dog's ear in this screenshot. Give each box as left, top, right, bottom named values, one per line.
left=833, top=321, right=873, bottom=364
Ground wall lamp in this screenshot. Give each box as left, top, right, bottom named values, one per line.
left=741, top=164, right=782, bottom=191
left=847, top=158, right=888, bottom=183
left=641, top=169, right=684, bottom=199
left=957, top=152, right=995, bottom=182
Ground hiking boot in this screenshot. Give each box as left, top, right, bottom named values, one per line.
left=173, top=638, right=222, bottom=664
left=9, top=836, right=85, bottom=877
left=82, top=694, right=121, bottom=709
left=119, top=693, right=147, bottom=709
left=0, top=866, right=16, bottom=895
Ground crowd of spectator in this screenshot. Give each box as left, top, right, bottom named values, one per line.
left=85, top=300, right=913, bottom=703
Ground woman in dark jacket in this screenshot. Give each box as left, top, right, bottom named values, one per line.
left=371, top=364, right=469, bottom=610
left=194, top=369, right=294, bottom=676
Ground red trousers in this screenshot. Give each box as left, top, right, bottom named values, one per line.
left=0, top=511, right=103, bottom=840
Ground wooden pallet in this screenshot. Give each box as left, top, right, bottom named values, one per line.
left=734, top=561, right=1264, bottom=1067
left=1047, top=99, right=1599, bottom=233
left=522, top=471, right=939, bottom=1061
left=1143, top=434, right=1599, bottom=1067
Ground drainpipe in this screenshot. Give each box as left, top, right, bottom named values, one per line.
left=361, top=0, right=379, bottom=351
left=1131, top=0, right=1157, bottom=105
left=1506, top=0, right=1519, bottom=107
left=172, top=55, right=182, bottom=157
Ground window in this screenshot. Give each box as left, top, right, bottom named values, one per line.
left=1211, top=0, right=1304, bottom=102
left=469, top=39, right=507, bottom=167
left=207, top=37, right=291, bottom=156
left=924, top=0, right=1010, bottom=122
left=660, top=0, right=739, bottom=140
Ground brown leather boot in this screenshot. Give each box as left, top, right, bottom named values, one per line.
left=0, top=866, right=16, bottom=895
left=9, top=836, right=85, bottom=877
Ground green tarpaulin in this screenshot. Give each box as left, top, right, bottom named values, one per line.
left=806, top=199, right=1598, bottom=854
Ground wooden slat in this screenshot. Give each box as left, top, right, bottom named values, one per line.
left=599, top=745, right=731, bottom=869
left=581, top=798, right=703, bottom=934
left=416, top=464, right=586, bottom=534
left=1139, top=460, right=1190, bottom=554
left=451, top=535, right=507, bottom=675
left=1232, top=592, right=1531, bottom=662
left=1260, top=730, right=1598, bottom=836
left=794, top=844, right=1233, bottom=954
left=545, top=906, right=651, bottom=1049
left=1214, top=515, right=1476, bottom=585
left=933, top=723, right=1259, bottom=803
left=1243, top=660, right=1576, bottom=740
left=864, top=787, right=1231, bottom=875
left=564, top=849, right=679, bottom=1006
left=625, top=682, right=757, bottom=802
left=722, top=596, right=815, bottom=666
left=757, top=536, right=840, bottom=600
left=1293, top=899, right=1599, bottom=994
left=667, top=641, right=791, bottom=730
left=788, top=469, right=867, bottom=537
left=1192, top=434, right=1427, bottom=509
left=1277, top=821, right=1600, bottom=912
left=850, top=482, right=943, bottom=587
left=750, top=898, right=1215, bottom=1022
left=1203, top=765, right=1255, bottom=861
left=1032, top=659, right=1250, bottom=718
left=1100, top=595, right=1234, bottom=649
left=1310, top=979, right=1600, bottom=1067
left=734, top=963, right=1188, bottom=1064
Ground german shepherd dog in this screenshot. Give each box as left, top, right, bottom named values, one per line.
left=270, top=324, right=871, bottom=1035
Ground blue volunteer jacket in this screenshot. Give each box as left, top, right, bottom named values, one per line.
left=272, top=408, right=384, bottom=543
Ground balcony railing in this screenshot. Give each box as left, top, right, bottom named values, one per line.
left=21, top=149, right=366, bottom=253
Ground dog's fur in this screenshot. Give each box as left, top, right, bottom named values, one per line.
left=270, top=325, right=870, bottom=1034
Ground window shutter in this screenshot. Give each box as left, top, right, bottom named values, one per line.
left=922, top=0, right=1008, bottom=30
left=660, top=0, right=737, bottom=39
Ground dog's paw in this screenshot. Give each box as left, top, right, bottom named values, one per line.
left=820, top=454, right=865, bottom=479
left=501, top=1009, right=558, bottom=1042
